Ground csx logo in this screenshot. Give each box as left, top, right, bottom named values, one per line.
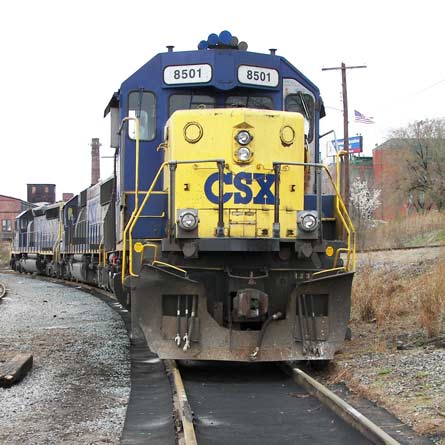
left=204, top=172, right=275, bottom=204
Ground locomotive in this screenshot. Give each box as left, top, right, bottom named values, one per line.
left=11, top=31, right=355, bottom=362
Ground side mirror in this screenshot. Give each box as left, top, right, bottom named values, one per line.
left=110, top=107, right=119, bottom=148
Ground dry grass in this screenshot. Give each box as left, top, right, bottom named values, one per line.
left=364, top=210, right=445, bottom=250
left=0, top=242, right=11, bottom=268
left=352, top=265, right=409, bottom=326
left=417, top=255, right=445, bottom=337
left=352, top=255, right=445, bottom=338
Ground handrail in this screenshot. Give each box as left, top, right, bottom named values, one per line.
left=335, top=150, right=348, bottom=193
left=273, top=161, right=356, bottom=272
left=52, top=204, right=64, bottom=263
left=312, top=267, right=346, bottom=277
left=119, top=117, right=141, bottom=208
left=119, top=116, right=140, bottom=284
left=122, top=157, right=355, bottom=283
left=121, top=161, right=168, bottom=283
left=122, top=159, right=225, bottom=282
left=98, top=237, right=107, bottom=267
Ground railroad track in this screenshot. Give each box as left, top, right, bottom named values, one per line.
left=168, top=359, right=400, bottom=445
left=361, top=243, right=444, bottom=253
left=1, top=271, right=419, bottom=444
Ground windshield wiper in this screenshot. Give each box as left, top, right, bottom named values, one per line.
left=298, top=91, right=310, bottom=120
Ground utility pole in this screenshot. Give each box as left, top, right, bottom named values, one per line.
left=322, top=63, right=366, bottom=211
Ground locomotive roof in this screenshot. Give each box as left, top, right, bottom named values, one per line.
left=104, top=33, right=321, bottom=116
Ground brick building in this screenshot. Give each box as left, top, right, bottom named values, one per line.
left=372, top=139, right=413, bottom=221
left=0, top=194, right=34, bottom=243
left=322, top=140, right=424, bottom=221
left=27, top=183, right=56, bottom=204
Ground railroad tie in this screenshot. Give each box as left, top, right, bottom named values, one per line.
left=0, top=353, right=33, bottom=388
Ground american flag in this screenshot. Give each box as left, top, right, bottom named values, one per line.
left=354, top=110, right=374, bottom=124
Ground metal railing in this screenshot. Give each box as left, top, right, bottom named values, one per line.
left=122, top=159, right=355, bottom=284
left=119, top=116, right=354, bottom=281
left=121, top=158, right=225, bottom=283
left=273, top=161, right=356, bottom=272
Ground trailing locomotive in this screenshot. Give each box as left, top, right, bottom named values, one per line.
left=11, top=31, right=355, bottom=362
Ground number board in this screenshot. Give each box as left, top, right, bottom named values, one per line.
left=238, top=65, right=279, bottom=87
left=164, top=64, right=212, bottom=85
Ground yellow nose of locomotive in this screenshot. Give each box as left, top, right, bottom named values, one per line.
left=164, top=108, right=306, bottom=239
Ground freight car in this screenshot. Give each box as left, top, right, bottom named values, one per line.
left=11, top=31, right=355, bottom=362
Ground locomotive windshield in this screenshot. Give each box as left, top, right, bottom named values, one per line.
left=169, top=93, right=274, bottom=116
left=169, top=94, right=216, bottom=115
left=225, top=96, right=273, bottom=109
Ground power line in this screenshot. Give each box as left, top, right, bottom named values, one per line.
left=411, top=78, right=445, bottom=96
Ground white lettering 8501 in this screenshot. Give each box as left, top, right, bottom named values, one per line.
left=238, top=65, right=279, bottom=87
left=164, top=64, right=212, bottom=85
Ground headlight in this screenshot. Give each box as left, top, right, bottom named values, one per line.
left=300, top=213, right=318, bottom=232
left=235, top=130, right=252, bottom=145
left=178, top=211, right=198, bottom=231
left=236, top=146, right=252, bottom=162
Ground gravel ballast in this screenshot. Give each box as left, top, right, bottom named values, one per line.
left=0, top=272, right=130, bottom=444
left=333, top=247, right=445, bottom=444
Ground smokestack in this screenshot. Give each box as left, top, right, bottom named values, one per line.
left=91, top=138, right=101, bottom=185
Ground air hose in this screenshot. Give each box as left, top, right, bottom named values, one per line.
left=250, top=312, right=282, bottom=360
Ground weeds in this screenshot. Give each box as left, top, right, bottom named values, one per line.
left=352, top=264, right=408, bottom=325
left=417, top=254, right=445, bottom=337
left=0, top=242, right=11, bottom=268
left=352, top=252, right=445, bottom=338
left=363, top=210, right=445, bottom=250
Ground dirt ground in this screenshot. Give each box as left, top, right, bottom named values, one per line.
left=331, top=246, right=445, bottom=444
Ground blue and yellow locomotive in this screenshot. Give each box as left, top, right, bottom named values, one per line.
left=12, top=31, right=355, bottom=362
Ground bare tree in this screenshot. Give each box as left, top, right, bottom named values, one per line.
left=391, top=119, right=445, bottom=212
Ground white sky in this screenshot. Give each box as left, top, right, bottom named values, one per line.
left=1, top=0, right=444, bottom=201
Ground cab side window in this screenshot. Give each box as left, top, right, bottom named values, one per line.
left=128, top=91, right=156, bottom=141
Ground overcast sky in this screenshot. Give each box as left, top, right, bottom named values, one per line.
left=1, top=0, right=444, bottom=200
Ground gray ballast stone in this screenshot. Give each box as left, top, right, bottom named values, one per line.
left=0, top=272, right=131, bottom=445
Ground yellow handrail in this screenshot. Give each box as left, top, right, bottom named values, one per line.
left=123, top=159, right=224, bottom=281
left=312, top=267, right=346, bottom=277
left=120, top=117, right=141, bottom=208
left=52, top=202, right=64, bottom=263
left=335, top=150, right=348, bottom=193
left=98, top=237, right=107, bottom=267
left=141, top=242, right=159, bottom=262
left=322, top=164, right=356, bottom=271
left=122, top=162, right=168, bottom=282
left=274, top=161, right=356, bottom=272
left=122, top=157, right=355, bottom=283
left=152, top=260, right=187, bottom=275
left=120, top=117, right=140, bottom=284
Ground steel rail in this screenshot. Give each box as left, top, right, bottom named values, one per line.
left=283, top=364, right=400, bottom=445
left=164, top=359, right=197, bottom=445
left=361, top=243, right=444, bottom=253
left=9, top=272, right=180, bottom=443
left=6, top=271, right=407, bottom=444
